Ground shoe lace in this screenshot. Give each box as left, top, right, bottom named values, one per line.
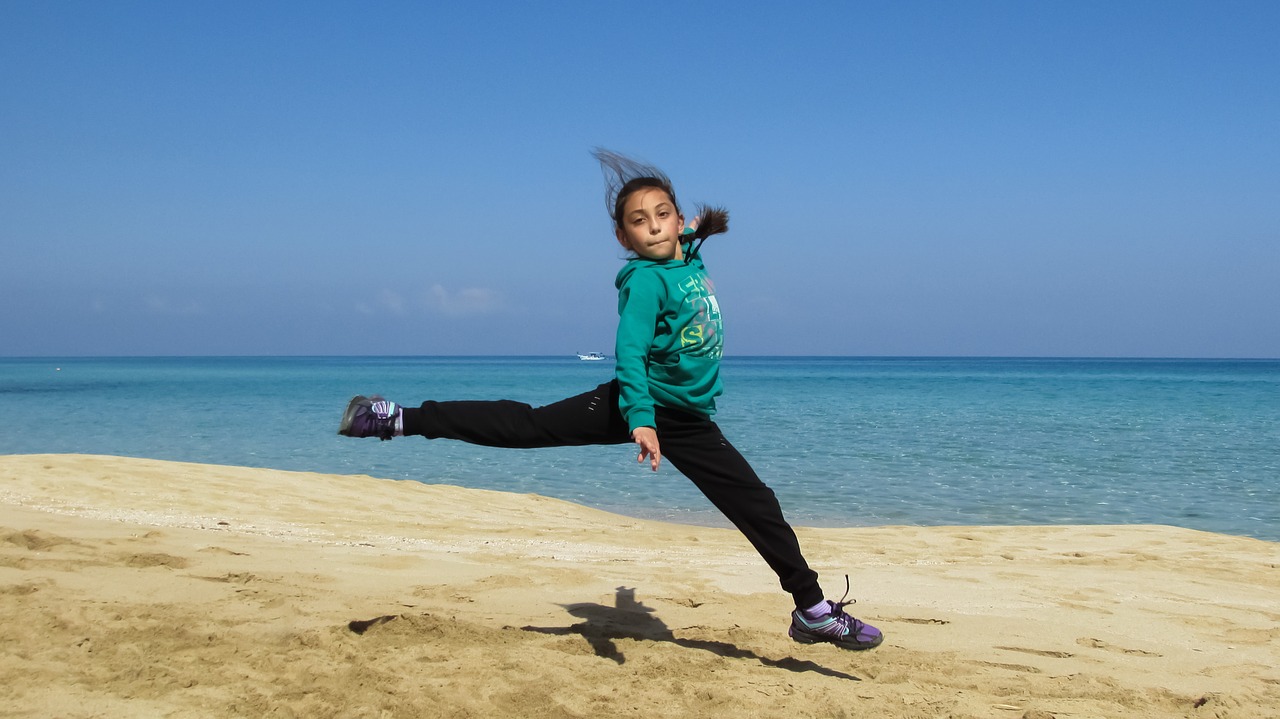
left=829, top=575, right=863, bottom=631
left=369, top=399, right=396, bottom=419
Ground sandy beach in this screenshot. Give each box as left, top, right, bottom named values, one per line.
left=1, top=454, right=1276, bottom=718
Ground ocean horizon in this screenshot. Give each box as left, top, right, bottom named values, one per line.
left=2, top=355, right=1277, bottom=542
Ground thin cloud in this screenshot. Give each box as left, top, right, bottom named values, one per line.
left=355, top=289, right=408, bottom=315
left=423, top=284, right=503, bottom=317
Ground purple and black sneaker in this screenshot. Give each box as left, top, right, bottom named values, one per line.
left=338, top=395, right=400, bottom=440
left=789, top=578, right=883, bottom=650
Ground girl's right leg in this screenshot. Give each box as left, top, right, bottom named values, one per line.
left=653, top=407, right=824, bottom=609
left=400, top=381, right=632, bottom=449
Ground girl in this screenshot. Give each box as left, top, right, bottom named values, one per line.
left=339, top=150, right=883, bottom=651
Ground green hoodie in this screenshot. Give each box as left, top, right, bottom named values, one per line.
left=614, top=251, right=724, bottom=431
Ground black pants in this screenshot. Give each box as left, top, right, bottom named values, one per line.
left=400, top=380, right=824, bottom=609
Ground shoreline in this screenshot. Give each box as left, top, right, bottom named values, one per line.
left=6, top=449, right=1274, bottom=543
left=3, top=454, right=1278, bottom=718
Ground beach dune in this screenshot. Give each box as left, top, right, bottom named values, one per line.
left=2, top=454, right=1277, bottom=718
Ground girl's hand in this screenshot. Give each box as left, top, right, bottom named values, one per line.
left=631, top=427, right=661, bottom=471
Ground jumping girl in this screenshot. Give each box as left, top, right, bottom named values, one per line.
left=339, top=149, right=883, bottom=650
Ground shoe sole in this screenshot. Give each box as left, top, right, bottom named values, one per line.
left=338, top=395, right=370, bottom=436
left=790, top=625, right=884, bottom=650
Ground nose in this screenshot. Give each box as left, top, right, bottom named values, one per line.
left=648, top=219, right=661, bottom=234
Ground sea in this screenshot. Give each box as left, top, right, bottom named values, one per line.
left=1, top=356, right=1277, bottom=542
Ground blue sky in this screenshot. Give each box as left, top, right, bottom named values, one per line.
left=2, top=1, right=1277, bottom=357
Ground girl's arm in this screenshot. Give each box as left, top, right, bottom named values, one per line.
left=615, top=269, right=663, bottom=435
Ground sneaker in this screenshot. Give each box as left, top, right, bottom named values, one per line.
left=338, top=395, right=400, bottom=440
left=789, top=578, right=883, bottom=650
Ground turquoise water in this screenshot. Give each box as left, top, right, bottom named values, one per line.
left=1, top=356, right=1277, bottom=541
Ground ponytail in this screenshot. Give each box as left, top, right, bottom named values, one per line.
left=684, top=205, right=729, bottom=260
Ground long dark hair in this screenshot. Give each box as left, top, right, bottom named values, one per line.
left=592, top=148, right=728, bottom=257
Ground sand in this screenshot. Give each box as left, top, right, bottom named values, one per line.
left=1, top=454, right=1277, bottom=719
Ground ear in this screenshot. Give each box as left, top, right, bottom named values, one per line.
left=615, top=227, right=631, bottom=251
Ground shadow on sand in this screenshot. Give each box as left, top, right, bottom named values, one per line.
left=521, top=586, right=862, bottom=681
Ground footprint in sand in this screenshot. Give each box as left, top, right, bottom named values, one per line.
left=3, top=529, right=75, bottom=551
left=994, top=645, right=1074, bottom=658
left=1076, top=637, right=1161, bottom=657
left=198, top=546, right=249, bottom=556
left=195, top=572, right=261, bottom=584
left=119, top=552, right=190, bottom=569
left=968, top=660, right=1042, bottom=674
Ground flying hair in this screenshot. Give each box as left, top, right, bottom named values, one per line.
left=591, top=148, right=729, bottom=257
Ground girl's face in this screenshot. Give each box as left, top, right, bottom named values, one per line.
left=615, top=187, right=685, bottom=261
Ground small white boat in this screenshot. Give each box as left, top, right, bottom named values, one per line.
left=576, top=352, right=607, bottom=361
